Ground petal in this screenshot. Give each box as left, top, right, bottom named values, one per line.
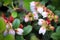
left=39, top=27, right=46, bottom=35
left=16, top=28, right=24, bottom=35
left=37, top=7, right=43, bottom=14
left=9, top=29, right=15, bottom=36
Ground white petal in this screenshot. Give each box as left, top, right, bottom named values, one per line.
left=24, top=17, right=29, bottom=22
left=39, top=27, right=46, bottom=35
left=6, top=23, right=9, bottom=29
left=9, top=29, right=15, bottom=36
left=42, top=12, right=48, bottom=18
left=37, top=7, right=43, bottom=14
left=30, top=1, right=35, bottom=7
left=16, top=28, right=24, bottom=35
left=30, top=7, right=36, bottom=12
left=38, top=19, right=44, bottom=26
left=3, top=30, right=8, bottom=36
left=30, top=1, right=36, bottom=12
left=6, top=23, right=12, bottom=29
left=33, top=13, right=38, bottom=20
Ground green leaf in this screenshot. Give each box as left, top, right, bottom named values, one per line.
left=41, top=1, right=46, bottom=5
left=0, top=17, right=6, bottom=33
left=12, top=11, right=17, bottom=18
left=56, top=26, right=60, bottom=33
left=4, top=34, right=15, bottom=40
left=23, top=25, right=32, bottom=35
left=47, top=5, right=55, bottom=11
left=51, top=33, right=60, bottom=40
left=3, top=0, right=12, bottom=6
left=30, top=34, right=39, bottom=40
left=43, top=31, right=53, bottom=40
left=13, top=19, right=20, bottom=29
left=15, top=35, right=24, bottom=40
left=51, top=0, right=60, bottom=10
left=54, top=10, right=60, bottom=16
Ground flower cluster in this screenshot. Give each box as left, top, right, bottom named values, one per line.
left=29, top=1, right=58, bottom=35
left=1, top=1, right=59, bottom=37
left=2, top=14, right=24, bottom=36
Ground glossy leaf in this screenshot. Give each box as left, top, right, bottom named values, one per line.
left=56, top=26, right=60, bottom=33
left=47, top=5, right=55, bottom=11
left=15, top=35, right=24, bottom=40
left=23, top=25, right=32, bottom=35
left=12, top=11, right=17, bottom=18
left=51, top=33, right=60, bottom=40
left=54, top=10, right=60, bottom=16
left=13, top=19, right=20, bottom=29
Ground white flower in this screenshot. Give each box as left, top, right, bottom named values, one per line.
left=16, top=28, right=24, bottom=35
left=38, top=19, right=44, bottom=26
left=3, top=30, right=8, bottom=36
left=6, top=23, right=12, bottom=29
left=33, top=12, right=38, bottom=20
left=37, top=7, right=43, bottom=14
left=30, top=1, right=36, bottom=12
left=39, top=27, right=46, bottom=35
left=24, top=16, right=29, bottom=22
left=9, top=29, right=15, bottom=36
left=42, top=12, right=48, bottom=18
left=6, top=23, right=9, bottom=29
left=30, top=1, right=35, bottom=7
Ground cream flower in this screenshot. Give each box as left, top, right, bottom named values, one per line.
left=9, top=29, right=15, bottom=36
left=6, top=22, right=12, bottom=29
left=37, top=7, right=43, bottom=14
left=24, top=16, right=29, bottom=22
left=30, top=1, right=36, bottom=12
left=16, top=28, right=24, bottom=35
left=33, top=12, right=38, bottom=20
left=38, top=19, right=44, bottom=26
left=39, top=27, right=46, bottom=35
left=42, top=12, right=48, bottom=18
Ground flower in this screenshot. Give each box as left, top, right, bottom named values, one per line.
left=6, top=22, right=12, bottom=29
left=54, top=15, right=59, bottom=23
left=9, top=16, right=14, bottom=23
left=38, top=19, right=44, bottom=26
left=39, top=27, right=46, bottom=35
left=16, top=28, right=24, bottom=35
left=49, top=26, right=55, bottom=31
left=24, top=15, right=29, bottom=22
left=30, top=1, right=36, bottom=12
left=46, top=18, right=51, bottom=25
left=9, top=29, right=15, bottom=36
left=30, top=1, right=35, bottom=7
left=37, top=7, right=43, bottom=14
left=3, top=30, right=8, bottom=36
left=42, top=12, right=48, bottom=18
left=33, top=12, right=38, bottom=20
